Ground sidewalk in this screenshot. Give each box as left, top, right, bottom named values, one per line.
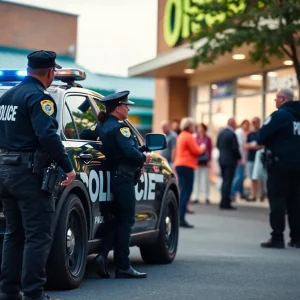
left=195, top=183, right=269, bottom=209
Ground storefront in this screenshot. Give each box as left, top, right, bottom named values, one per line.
left=128, top=0, right=300, bottom=139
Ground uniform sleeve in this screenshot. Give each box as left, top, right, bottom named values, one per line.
left=257, top=111, right=284, bottom=146
left=27, top=93, right=73, bottom=173
left=115, top=124, right=145, bottom=164
left=79, top=124, right=98, bottom=141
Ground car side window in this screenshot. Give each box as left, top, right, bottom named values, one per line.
left=63, top=95, right=97, bottom=140
left=63, top=103, right=77, bottom=139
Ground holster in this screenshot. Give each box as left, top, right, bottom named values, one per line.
left=41, top=163, right=59, bottom=194
left=32, top=148, right=50, bottom=175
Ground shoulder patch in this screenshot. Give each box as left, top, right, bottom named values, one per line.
left=44, top=90, right=49, bottom=95
left=91, top=124, right=97, bottom=131
left=264, top=116, right=272, bottom=125
left=118, top=120, right=124, bottom=123
left=40, top=100, right=55, bottom=116
left=120, top=127, right=131, bottom=138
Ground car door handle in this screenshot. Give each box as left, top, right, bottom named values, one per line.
left=79, top=153, right=93, bottom=163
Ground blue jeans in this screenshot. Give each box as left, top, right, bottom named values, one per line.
left=231, top=165, right=245, bottom=196
left=175, top=166, right=194, bottom=221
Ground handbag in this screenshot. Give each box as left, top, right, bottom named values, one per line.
left=198, top=152, right=208, bottom=164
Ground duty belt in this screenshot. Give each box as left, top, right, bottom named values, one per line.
left=0, top=149, right=33, bottom=165
left=114, top=164, right=136, bottom=176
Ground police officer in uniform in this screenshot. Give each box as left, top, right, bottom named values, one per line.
left=0, top=50, right=76, bottom=300
left=81, top=91, right=151, bottom=278
left=258, top=88, right=300, bottom=249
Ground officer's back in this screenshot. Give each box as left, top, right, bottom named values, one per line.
left=0, top=50, right=75, bottom=300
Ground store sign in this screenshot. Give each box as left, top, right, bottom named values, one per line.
left=268, top=74, right=298, bottom=91
left=212, top=81, right=233, bottom=99
left=163, top=0, right=246, bottom=47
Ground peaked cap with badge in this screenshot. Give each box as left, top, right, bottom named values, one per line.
left=27, top=50, right=62, bottom=69
left=100, top=91, right=134, bottom=109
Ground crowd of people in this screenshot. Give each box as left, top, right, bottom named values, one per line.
left=160, top=115, right=266, bottom=227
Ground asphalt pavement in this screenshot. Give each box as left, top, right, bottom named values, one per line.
left=48, top=203, right=300, bottom=300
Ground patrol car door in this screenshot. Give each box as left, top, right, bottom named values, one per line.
left=62, top=93, right=112, bottom=240
left=126, top=122, right=164, bottom=234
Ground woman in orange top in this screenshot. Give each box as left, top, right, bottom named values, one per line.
left=173, top=117, right=206, bottom=228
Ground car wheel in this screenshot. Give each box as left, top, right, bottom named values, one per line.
left=46, top=193, right=88, bottom=290
left=140, top=190, right=179, bottom=264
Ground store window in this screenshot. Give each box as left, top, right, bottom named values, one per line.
left=236, top=74, right=263, bottom=96
left=266, top=67, right=299, bottom=117
left=195, top=102, right=209, bottom=125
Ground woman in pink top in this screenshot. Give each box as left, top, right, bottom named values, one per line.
left=173, top=117, right=206, bottom=228
left=192, top=123, right=213, bottom=205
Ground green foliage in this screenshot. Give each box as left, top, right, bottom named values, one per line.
left=188, top=0, right=300, bottom=85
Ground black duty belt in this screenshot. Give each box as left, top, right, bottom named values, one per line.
left=114, top=164, right=137, bottom=176
left=0, top=149, right=33, bottom=165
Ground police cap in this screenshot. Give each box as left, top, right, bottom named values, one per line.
left=27, top=50, right=62, bottom=69
left=100, top=90, right=135, bottom=107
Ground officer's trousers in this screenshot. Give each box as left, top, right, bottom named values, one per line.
left=100, top=171, right=135, bottom=270
left=0, top=164, right=54, bottom=299
left=267, top=168, right=300, bottom=242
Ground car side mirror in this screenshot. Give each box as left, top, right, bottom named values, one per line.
left=145, top=133, right=167, bottom=151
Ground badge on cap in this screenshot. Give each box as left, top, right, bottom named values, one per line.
left=120, top=127, right=131, bottom=138
left=40, top=100, right=54, bottom=116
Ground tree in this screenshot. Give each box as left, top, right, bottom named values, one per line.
left=188, top=0, right=300, bottom=95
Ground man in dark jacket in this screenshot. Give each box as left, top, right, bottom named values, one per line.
left=258, top=88, right=300, bottom=249
left=217, top=118, right=241, bottom=210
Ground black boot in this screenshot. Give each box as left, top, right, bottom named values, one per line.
left=93, top=254, right=110, bottom=278
left=260, top=238, right=285, bottom=249
left=180, top=219, right=194, bottom=228
left=115, top=266, right=147, bottom=279
left=0, top=292, right=22, bottom=300
left=23, top=293, right=52, bottom=300
left=288, top=239, right=300, bottom=248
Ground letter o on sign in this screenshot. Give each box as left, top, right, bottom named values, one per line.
left=163, top=0, right=182, bottom=47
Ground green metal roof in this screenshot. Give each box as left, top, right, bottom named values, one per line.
left=0, top=46, right=154, bottom=105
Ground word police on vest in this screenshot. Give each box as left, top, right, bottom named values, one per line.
left=293, top=122, right=300, bottom=135
left=0, top=105, right=18, bottom=121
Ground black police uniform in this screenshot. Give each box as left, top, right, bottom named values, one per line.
left=258, top=101, right=300, bottom=248
left=0, top=51, right=73, bottom=300
left=87, top=91, right=147, bottom=278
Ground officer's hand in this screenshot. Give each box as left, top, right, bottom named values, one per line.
left=145, top=153, right=151, bottom=164
left=61, top=170, right=76, bottom=186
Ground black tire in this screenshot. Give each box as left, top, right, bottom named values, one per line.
left=46, top=193, right=88, bottom=290
left=140, top=190, right=179, bottom=264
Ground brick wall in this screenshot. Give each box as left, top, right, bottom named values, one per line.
left=0, top=2, right=77, bottom=55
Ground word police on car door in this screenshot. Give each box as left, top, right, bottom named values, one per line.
left=80, top=170, right=164, bottom=202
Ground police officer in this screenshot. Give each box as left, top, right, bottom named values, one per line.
left=82, top=91, right=151, bottom=278
left=258, top=88, right=300, bottom=249
left=0, top=50, right=76, bottom=300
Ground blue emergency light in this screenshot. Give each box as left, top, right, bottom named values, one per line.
left=0, top=69, right=27, bottom=81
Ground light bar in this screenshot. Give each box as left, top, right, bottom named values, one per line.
left=0, top=68, right=86, bottom=82
left=54, top=68, right=86, bottom=82
left=0, top=69, right=27, bottom=81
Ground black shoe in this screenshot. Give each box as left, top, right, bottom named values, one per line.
left=288, top=240, right=300, bottom=248
left=192, top=200, right=199, bottom=204
left=23, top=294, right=52, bottom=300
left=205, top=199, right=210, bottom=205
left=0, top=292, right=22, bottom=300
left=219, top=205, right=237, bottom=210
left=260, top=239, right=285, bottom=249
left=115, top=266, right=147, bottom=279
left=180, top=219, right=194, bottom=228
left=94, top=254, right=110, bottom=278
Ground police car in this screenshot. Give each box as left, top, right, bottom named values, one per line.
left=0, top=69, right=179, bottom=290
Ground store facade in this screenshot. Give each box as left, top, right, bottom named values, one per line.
left=128, top=0, right=300, bottom=142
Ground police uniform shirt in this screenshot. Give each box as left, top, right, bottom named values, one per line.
left=257, top=101, right=300, bottom=168
left=0, top=76, right=73, bottom=173
left=98, top=115, right=145, bottom=167
left=79, top=123, right=100, bottom=141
